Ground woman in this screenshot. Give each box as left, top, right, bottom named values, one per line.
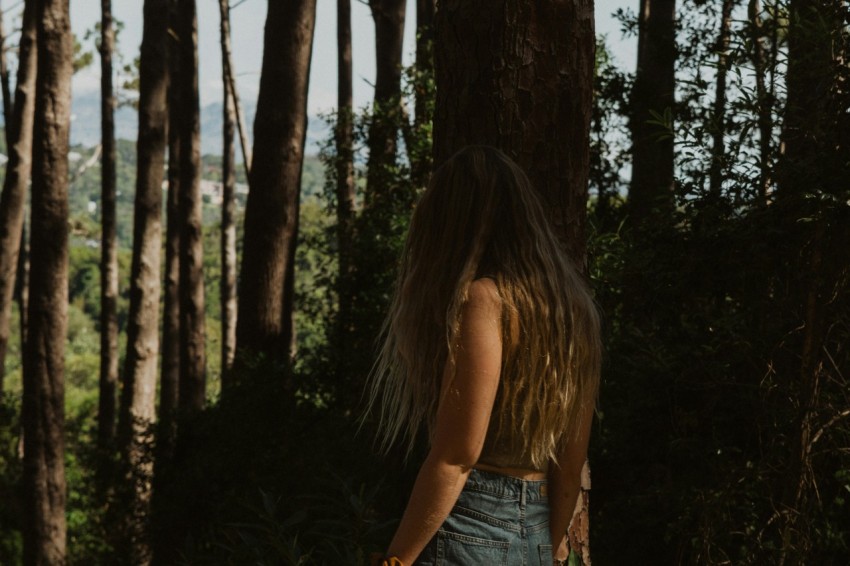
left=366, top=145, right=601, bottom=565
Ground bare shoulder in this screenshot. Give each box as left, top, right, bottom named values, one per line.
left=467, top=278, right=501, bottom=311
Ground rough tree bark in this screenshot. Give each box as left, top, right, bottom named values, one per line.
left=365, top=0, right=405, bottom=201
left=708, top=0, right=734, bottom=196
left=98, top=0, right=119, bottom=455
left=21, top=0, right=73, bottom=561
left=235, top=0, right=316, bottom=367
left=0, top=0, right=36, bottom=393
left=175, top=0, right=206, bottom=413
left=115, top=0, right=169, bottom=561
left=434, top=0, right=596, bottom=560
left=219, top=0, right=237, bottom=386
left=628, top=0, right=676, bottom=225
left=434, top=0, right=596, bottom=263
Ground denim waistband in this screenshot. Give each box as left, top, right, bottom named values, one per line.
left=465, top=468, right=548, bottom=503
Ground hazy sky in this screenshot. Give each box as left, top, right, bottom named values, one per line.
left=2, top=0, right=635, bottom=115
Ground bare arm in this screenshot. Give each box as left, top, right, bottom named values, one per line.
left=547, top=407, right=594, bottom=561
left=385, top=279, right=503, bottom=564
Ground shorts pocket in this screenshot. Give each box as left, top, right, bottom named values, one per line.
left=538, top=543, right=553, bottom=564
left=436, top=530, right=510, bottom=566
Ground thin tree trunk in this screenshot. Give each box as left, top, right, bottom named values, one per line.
left=219, top=0, right=237, bottom=387
left=17, top=221, right=29, bottom=356
left=219, top=1, right=251, bottom=178
left=0, top=0, right=36, bottom=394
left=0, top=5, right=13, bottom=146
left=335, top=0, right=355, bottom=369
left=175, top=0, right=205, bottom=413
left=628, top=0, right=676, bottom=225
left=749, top=0, right=772, bottom=205
left=365, top=0, right=405, bottom=202
left=235, top=0, right=317, bottom=368
left=116, top=0, right=169, bottom=561
left=414, top=0, right=434, bottom=130
left=21, top=0, right=73, bottom=561
left=98, top=0, right=119, bottom=457
left=708, top=0, right=734, bottom=196
left=434, top=2, right=596, bottom=561
left=160, top=0, right=181, bottom=435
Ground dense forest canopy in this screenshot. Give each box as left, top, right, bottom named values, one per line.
left=0, top=0, right=848, bottom=564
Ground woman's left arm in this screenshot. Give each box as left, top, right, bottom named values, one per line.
left=384, top=279, right=503, bottom=564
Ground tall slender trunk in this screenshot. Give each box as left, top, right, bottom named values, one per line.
left=21, top=0, right=73, bottom=561
left=434, top=2, right=596, bottom=560
left=335, top=0, right=355, bottom=369
left=0, top=0, right=36, bottom=393
left=159, top=0, right=181, bottom=438
left=365, top=0, right=405, bottom=202
left=0, top=6, right=13, bottom=146
left=98, top=0, right=119, bottom=456
left=749, top=0, right=773, bottom=204
left=175, top=0, right=205, bottom=413
left=708, top=0, right=734, bottom=196
left=116, top=0, right=169, bottom=561
left=628, top=0, right=676, bottom=225
left=414, top=0, right=435, bottom=130
left=219, top=0, right=237, bottom=387
left=219, top=1, right=251, bottom=178
left=235, top=0, right=317, bottom=368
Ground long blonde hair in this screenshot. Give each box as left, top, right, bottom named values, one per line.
left=365, top=145, right=601, bottom=468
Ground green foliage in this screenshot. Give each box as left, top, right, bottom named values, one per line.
left=0, top=395, right=23, bottom=563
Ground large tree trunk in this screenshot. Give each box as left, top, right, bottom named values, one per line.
left=434, top=0, right=596, bottom=263
left=364, top=0, right=405, bottom=201
left=0, top=0, right=36, bottom=394
left=628, top=0, right=676, bottom=225
left=116, top=0, right=169, bottom=561
left=235, top=0, right=316, bottom=367
left=175, top=0, right=205, bottom=413
left=433, top=0, right=595, bottom=560
left=98, top=0, right=119, bottom=456
left=21, top=0, right=73, bottom=561
left=219, top=0, right=237, bottom=387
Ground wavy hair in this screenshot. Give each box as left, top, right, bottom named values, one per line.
left=365, top=145, right=601, bottom=469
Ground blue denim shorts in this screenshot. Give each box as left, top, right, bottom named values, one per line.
left=414, top=468, right=553, bottom=565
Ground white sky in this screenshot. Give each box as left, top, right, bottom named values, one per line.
left=2, top=0, right=635, bottom=115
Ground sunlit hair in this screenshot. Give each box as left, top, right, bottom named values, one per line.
left=365, top=145, right=601, bottom=469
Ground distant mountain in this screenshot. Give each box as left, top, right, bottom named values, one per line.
left=67, top=91, right=330, bottom=156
